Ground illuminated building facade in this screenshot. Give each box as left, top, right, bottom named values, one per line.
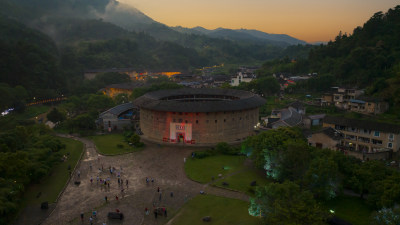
left=134, top=89, right=266, bottom=145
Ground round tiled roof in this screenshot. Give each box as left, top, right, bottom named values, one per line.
left=133, top=88, right=266, bottom=112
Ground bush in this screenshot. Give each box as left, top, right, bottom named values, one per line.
left=130, top=134, right=140, bottom=145
left=216, top=142, right=240, bottom=155
left=135, top=142, right=144, bottom=148
left=193, top=150, right=216, bottom=159
left=123, top=130, right=134, bottom=142
left=247, top=187, right=255, bottom=195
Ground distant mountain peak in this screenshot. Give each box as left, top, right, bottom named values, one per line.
left=173, top=26, right=307, bottom=46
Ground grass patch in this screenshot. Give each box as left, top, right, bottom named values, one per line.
left=323, top=195, right=373, bottom=225
left=214, top=169, right=271, bottom=196
left=19, top=105, right=51, bottom=120
left=89, top=134, right=138, bottom=155
left=170, top=194, right=261, bottom=225
left=185, top=155, right=246, bottom=183
left=23, top=137, right=83, bottom=205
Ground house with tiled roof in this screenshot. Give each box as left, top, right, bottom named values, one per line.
left=266, top=107, right=303, bottom=128
left=347, top=96, right=389, bottom=114
left=98, top=103, right=139, bottom=131
left=323, top=116, right=400, bottom=160
left=307, top=127, right=343, bottom=150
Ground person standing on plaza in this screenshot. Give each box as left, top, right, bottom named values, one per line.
left=92, top=210, right=97, bottom=218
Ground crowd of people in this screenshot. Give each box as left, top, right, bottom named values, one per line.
left=75, top=156, right=174, bottom=224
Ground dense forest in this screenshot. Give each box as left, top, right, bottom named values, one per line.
left=258, top=5, right=400, bottom=108
left=0, top=125, right=68, bottom=224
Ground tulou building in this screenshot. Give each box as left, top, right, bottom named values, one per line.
left=133, top=89, right=266, bottom=145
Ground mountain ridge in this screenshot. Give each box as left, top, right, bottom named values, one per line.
left=172, top=26, right=307, bottom=46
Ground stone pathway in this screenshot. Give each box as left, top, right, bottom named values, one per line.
left=39, top=135, right=250, bottom=225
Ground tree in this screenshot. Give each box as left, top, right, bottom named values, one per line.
left=114, top=93, right=129, bottom=105
left=129, top=134, right=140, bottom=146
left=47, top=108, right=66, bottom=123
left=249, top=181, right=329, bottom=225
left=242, top=127, right=304, bottom=172
left=349, top=160, right=390, bottom=202
left=371, top=207, right=400, bottom=225
left=276, top=140, right=311, bottom=182
left=303, top=151, right=340, bottom=200
left=86, top=94, right=114, bottom=111
left=369, top=173, right=400, bottom=209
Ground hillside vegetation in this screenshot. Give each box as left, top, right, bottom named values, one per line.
left=258, top=5, right=400, bottom=108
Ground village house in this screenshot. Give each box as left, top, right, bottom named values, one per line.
left=319, top=87, right=388, bottom=114
left=303, top=114, right=326, bottom=128
left=84, top=68, right=143, bottom=80
left=97, top=103, right=139, bottom=132
left=266, top=108, right=302, bottom=128
left=101, top=82, right=145, bottom=98
left=322, top=116, right=400, bottom=160
left=307, top=127, right=343, bottom=150
left=231, top=72, right=256, bottom=86
left=84, top=68, right=182, bottom=81
left=347, top=96, right=389, bottom=114
left=213, top=75, right=231, bottom=87
left=331, top=87, right=364, bottom=109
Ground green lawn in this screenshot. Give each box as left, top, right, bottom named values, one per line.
left=214, top=168, right=271, bottom=196
left=185, top=154, right=270, bottom=195
left=20, top=105, right=51, bottom=119
left=185, top=155, right=247, bottom=183
left=323, top=195, right=373, bottom=225
left=23, top=137, right=83, bottom=205
left=170, top=194, right=261, bottom=225
left=89, top=134, right=138, bottom=155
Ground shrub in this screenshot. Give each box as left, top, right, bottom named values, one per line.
left=216, top=142, right=240, bottom=155
left=193, top=150, right=216, bottom=159
left=135, top=142, right=144, bottom=148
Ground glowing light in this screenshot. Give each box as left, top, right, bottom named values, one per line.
left=330, top=209, right=335, bottom=214
left=1, top=108, right=14, bottom=116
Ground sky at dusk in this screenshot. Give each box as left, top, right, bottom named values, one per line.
left=118, top=0, right=398, bottom=43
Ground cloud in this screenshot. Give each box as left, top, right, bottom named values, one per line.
left=89, top=0, right=155, bottom=30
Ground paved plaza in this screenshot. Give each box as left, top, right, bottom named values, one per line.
left=39, top=136, right=248, bottom=225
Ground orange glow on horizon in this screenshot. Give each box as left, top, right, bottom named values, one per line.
left=119, top=0, right=398, bottom=43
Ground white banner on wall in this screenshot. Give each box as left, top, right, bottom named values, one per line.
left=170, top=122, right=192, bottom=141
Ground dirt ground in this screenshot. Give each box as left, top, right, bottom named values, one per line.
left=37, top=136, right=248, bottom=225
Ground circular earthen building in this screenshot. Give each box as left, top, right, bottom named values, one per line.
left=133, top=88, right=266, bottom=145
